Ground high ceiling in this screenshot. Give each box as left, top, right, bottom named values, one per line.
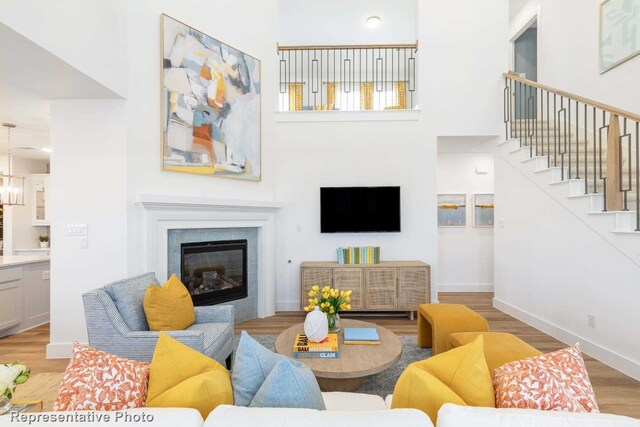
left=510, top=0, right=530, bottom=20
left=0, top=21, right=120, bottom=161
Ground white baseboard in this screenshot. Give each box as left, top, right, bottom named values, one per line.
left=46, top=342, right=81, bottom=359
left=493, top=298, right=640, bottom=381
left=438, top=283, right=495, bottom=293
left=276, top=300, right=300, bottom=312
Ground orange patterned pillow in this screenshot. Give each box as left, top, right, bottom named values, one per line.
left=54, top=342, right=150, bottom=411
left=494, top=343, right=598, bottom=413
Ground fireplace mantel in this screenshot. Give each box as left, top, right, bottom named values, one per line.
left=136, top=193, right=282, bottom=318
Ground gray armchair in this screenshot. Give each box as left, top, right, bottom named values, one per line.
left=82, top=272, right=234, bottom=367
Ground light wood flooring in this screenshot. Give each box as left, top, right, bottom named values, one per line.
left=0, top=293, right=638, bottom=417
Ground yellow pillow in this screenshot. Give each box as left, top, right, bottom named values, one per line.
left=143, top=274, right=195, bottom=331
left=146, top=332, right=233, bottom=418
left=391, top=335, right=494, bottom=424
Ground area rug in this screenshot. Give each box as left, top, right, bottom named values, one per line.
left=233, top=335, right=430, bottom=398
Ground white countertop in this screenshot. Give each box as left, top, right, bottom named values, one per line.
left=0, top=255, right=50, bottom=267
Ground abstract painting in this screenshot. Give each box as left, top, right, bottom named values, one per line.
left=600, top=0, right=640, bottom=73
left=162, top=14, right=261, bottom=180
left=474, top=194, right=494, bottom=227
left=438, top=194, right=466, bottom=227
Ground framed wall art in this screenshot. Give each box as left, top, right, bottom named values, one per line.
left=162, top=14, right=261, bottom=180
left=600, top=0, right=640, bottom=73
left=438, top=194, right=467, bottom=227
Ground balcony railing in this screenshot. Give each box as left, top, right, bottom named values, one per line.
left=277, top=43, right=418, bottom=112
left=503, top=72, right=640, bottom=231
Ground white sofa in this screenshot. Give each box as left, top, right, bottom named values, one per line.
left=2, top=393, right=638, bottom=427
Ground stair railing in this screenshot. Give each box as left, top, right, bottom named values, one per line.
left=503, top=72, right=640, bottom=232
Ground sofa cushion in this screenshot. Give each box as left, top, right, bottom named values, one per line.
left=143, top=274, right=195, bottom=331
left=54, top=342, right=150, bottom=411
left=323, top=392, right=386, bottom=411
left=232, top=331, right=287, bottom=406
left=104, top=272, right=159, bottom=331
left=249, top=358, right=325, bottom=410
left=391, top=335, right=494, bottom=424
left=437, top=404, right=640, bottom=427
left=494, top=343, right=598, bottom=413
left=204, top=405, right=434, bottom=427
left=146, top=332, right=233, bottom=419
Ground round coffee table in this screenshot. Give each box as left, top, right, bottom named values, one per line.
left=275, top=319, right=402, bottom=392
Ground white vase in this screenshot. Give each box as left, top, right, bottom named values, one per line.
left=40, top=242, right=49, bottom=248
left=304, top=306, right=329, bottom=343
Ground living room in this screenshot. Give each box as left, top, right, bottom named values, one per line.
left=0, top=0, right=639, bottom=425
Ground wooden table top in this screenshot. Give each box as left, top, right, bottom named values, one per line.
left=274, top=319, right=402, bottom=379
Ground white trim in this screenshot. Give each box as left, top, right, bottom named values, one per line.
left=438, top=283, right=495, bottom=293
left=136, top=193, right=281, bottom=319
left=276, top=300, right=300, bottom=312
left=275, top=109, right=421, bottom=123
left=493, top=297, right=640, bottom=381
left=46, top=342, right=81, bottom=359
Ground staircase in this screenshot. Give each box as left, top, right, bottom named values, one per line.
left=500, top=73, right=640, bottom=263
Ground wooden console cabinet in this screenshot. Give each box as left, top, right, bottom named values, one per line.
left=300, top=261, right=430, bottom=316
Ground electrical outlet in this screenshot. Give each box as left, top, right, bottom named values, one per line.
left=296, top=223, right=303, bottom=232
left=42, top=271, right=50, bottom=280
left=587, top=314, right=596, bottom=328
left=80, top=237, right=89, bottom=249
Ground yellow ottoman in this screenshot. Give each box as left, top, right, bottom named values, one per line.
left=447, top=332, right=542, bottom=373
left=417, top=304, right=489, bottom=355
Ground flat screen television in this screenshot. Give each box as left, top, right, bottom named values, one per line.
left=321, top=186, right=401, bottom=233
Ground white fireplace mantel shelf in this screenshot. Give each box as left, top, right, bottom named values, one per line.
left=136, top=193, right=283, bottom=211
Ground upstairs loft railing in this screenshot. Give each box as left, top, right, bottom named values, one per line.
left=278, top=43, right=418, bottom=112
left=503, top=72, right=640, bottom=231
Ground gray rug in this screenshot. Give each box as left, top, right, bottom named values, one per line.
left=233, top=335, right=431, bottom=398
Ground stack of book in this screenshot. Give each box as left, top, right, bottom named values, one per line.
left=343, top=327, right=380, bottom=345
left=293, top=333, right=339, bottom=359
left=337, top=246, right=381, bottom=265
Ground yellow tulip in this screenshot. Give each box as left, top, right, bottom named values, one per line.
left=322, top=292, right=330, bottom=299
left=304, top=306, right=310, bottom=312
left=346, top=304, right=351, bottom=310
left=329, top=306, right=335, bottom=314
left=308, top=290, right=316, bottom=297
left=312, top=285, right=320, bottom=291
left=322, top=286, right=330, bottom=293
left=347, top=290, right=352, bottom=296
left=345, top=296, right=351, bottom=303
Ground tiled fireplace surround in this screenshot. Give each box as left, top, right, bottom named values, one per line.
left=137, top=194, right=281, bottom=321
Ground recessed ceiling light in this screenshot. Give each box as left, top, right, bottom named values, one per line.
left=366, top=16, right=381, bottom=29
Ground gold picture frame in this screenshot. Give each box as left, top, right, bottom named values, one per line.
left=600, top=0, right=640, bottom=73
left=161, top=14, right=262, bottom=181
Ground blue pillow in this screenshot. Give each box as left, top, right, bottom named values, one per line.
left=232, top=331, right=287, bottom=406
left=104, top=272, right=159, bottom=331
left=231, top=331, right=325, bottom=410
left=249, top=358, right=325, bottom=410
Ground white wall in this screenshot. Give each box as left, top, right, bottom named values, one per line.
left=276, top=0, right=508, bottom=309
left=47, top=100, right=128, bottom=357
left=511, top=0, right=640, bottom=113
left=124, top=0, right=280, bottom=274
left=437, top=148, right=495, bottom=292
left=0, top=0, right=127, bottom=97
left=494, top=155, right=640, bottom=380
left=278, top=0, right=417, bottom=45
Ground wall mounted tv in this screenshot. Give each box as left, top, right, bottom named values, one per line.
left=320, top=186, right=401, bottom=233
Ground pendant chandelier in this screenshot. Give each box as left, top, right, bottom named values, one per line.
left=1, top=123, right=25, bottom=206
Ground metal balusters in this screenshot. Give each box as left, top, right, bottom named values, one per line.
left=619, top=118, right=631, bottom=211
left=599, top=111, right=609, bottom=211
left=636, top=122, right=639, bottom=231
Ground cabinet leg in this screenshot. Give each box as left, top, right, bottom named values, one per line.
left=409, top=311, right=415, bottom=321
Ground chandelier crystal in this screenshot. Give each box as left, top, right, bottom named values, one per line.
left=1, top=123, right=25, bottom=206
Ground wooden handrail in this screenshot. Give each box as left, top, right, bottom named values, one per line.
left=278, top=41, right=418, bottom=52
left=504, top=72, right=640, bottom=122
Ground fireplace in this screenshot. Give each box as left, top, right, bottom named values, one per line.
left=180, top=239, right=248, bottom=306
